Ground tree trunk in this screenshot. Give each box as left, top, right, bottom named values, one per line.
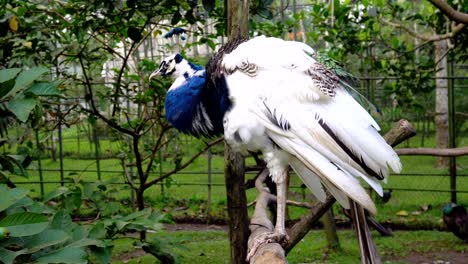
left=434, top=40, right=449, bottom=167
left=224, top=142, right=249, bottom=264
left=227, top=0, right=249, bottom=39
left=225, top=1, right=250, bottom=263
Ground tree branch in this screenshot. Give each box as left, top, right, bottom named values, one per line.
left=77, top=54, right=135, bottom=136
left=284, top=195, right=337, bottom=254
left=143, top=125, right=171, bottom=179
left=379, top=17, right=466, bottom=41
left=383, top=119, right=417, bottom=147
left=143, top=137, right=223, bottom=189
left=396, top=146, right=468, bottom=157
left=428, top=0, right=468, bottom=24
left=120, top=158, right=137, bottom=190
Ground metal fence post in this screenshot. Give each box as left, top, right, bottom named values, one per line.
left=35, top=130, right=44, bottom=198
left=448, top=60, right=457, bottom=203
left=159, top=149, right=164, bottom=198
left=92, top=123, right=101, bottom=181
left=207, top=149, right=212, bottom=215
left=58, top=102, right=64, bottom=187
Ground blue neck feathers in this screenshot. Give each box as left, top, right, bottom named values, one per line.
left=165, top=69, right=231, bottom=137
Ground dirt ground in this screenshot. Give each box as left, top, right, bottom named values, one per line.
left=390, top=251, right=467, bottom=264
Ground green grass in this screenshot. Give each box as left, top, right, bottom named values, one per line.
left=12, top=132, right=468, bottom=225
left=10, top=126, right=468, bottom=226
left=110, top=229, right=468, bottom=263
left=6, top=117, right=468, bottom=263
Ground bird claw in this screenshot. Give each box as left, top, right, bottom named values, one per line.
left=246, top=231, right=289, bottom=262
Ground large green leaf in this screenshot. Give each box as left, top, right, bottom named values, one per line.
left=43, top=187, right=71, bottom=202
left=34, top=247, right=87, bottom=264
left=88, top=222, right=106, bottom=239
left=50, top=209, right=74, bottom=232
left=25, top=80, right=61, bottom=96
left=6, top=67, right=48, bottom=97
left=0, top=68, right=21, bottom=99
left=90, top=244, right=113, bottom=264
left=0, top=68, right=21, bottom=83
left=0, top=212, right=48, bottom=237
left=0, top=248, right=27, bottom=264
left=6, top=95, right=38, bottom=122
left=0, top=186, right=29, bottom=212
left=23, top=229, right=69, bottom=254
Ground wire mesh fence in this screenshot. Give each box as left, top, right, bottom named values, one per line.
left=6, top=22, right=468, bottom=217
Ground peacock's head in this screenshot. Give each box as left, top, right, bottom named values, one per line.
left=149, top=53, right=185, bottom=80
left=443, top=203, right=457, bottom=216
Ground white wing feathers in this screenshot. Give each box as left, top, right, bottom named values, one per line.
left=222, top=36, right=401, bottom=214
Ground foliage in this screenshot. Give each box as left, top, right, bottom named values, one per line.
left=0, top=179, right=169, bottom=264
left=111, top=229, right=468, bottom=263
left=250, top=0, right=467, bottom=117
left=0, top=63, right=169, bottom=263
left=0, top=185, right=106, bottom=264
left=0, top=66, right=60, bottom=187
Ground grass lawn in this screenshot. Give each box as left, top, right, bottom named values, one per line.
left=5, top=115, right=468, bottom=263
left=12, top=129, right=468, bottom=226
left=111, top=228, right=468, bottom=264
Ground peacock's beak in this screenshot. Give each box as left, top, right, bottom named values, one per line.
left=149, top=69, right=161, bottom=81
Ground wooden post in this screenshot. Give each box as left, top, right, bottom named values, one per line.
left=224, top=143, right=249, bottom=264
left=227, top=0, right=249, bottom=39
left=225, top=1, right=250, bottom=263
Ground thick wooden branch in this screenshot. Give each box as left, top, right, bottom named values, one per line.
left=383, top=119, right=417, bottom=147
left=284, top=195, right=336, bottom=254
left=428, top=0, right=468, bottom=24
left=396, top=146, right=468, bottom=157
left=248, top=170, right=286, bottom=263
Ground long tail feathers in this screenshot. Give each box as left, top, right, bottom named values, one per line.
left=349, top=199, right=382, bottom=264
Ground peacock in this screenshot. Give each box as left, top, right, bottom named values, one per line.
left=150, top=36, right=402, bottom=262
left=443, top=203, right=468, bottom=242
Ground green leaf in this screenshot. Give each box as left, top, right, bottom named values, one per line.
left=24, top=80, right=61, bottom=96
left=88, top=222, right=106, bottom=239
left=66, top=238, right=106, bottom=248
left=23, top=229, right=69, bottom=254
left=0, top=248, right=27, bottom=264
left=121, top=208, right=152, bottom=221
left=0, top=68, right=21, bottom=83
left=50, top=210, right=74, bottom=232
left=6, top=67, right=48, bottom=97
left=7, top=95, right=38, bottom=122
left=0, top=78, right=15, bottom=99
left=90, top=244, right=113, bottom=264
left=70, top=224, right=88, bottom=241
left=43, top=187, right=71, bottom=202
left=0, top=186, right=29, bottom=212
left=34, top=247, right=87, bottom=264
left=0, top=212, right=48, bottom=237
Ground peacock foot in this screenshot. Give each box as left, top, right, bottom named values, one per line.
left=246, top=230, right=289, bottom=261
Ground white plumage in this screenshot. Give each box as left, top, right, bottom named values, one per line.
left=221, top=36, right=401, bottom=214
